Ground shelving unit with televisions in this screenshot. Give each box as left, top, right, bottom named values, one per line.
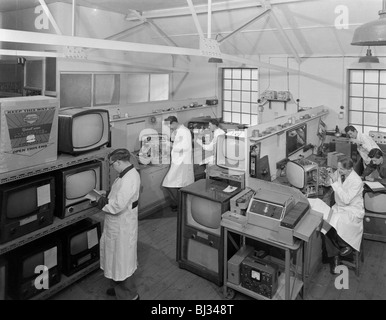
left=0, top=147, right=111, bottom=300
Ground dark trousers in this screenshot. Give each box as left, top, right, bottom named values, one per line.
left=165, top=187, right=180, bottom=207
left=323, top=228, right=350, bottom=258
left=111, top=272, right=138, bottom=300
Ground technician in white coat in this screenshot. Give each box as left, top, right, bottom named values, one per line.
left=196, top=118, right=225, bottom=166
left=162, top=116, right=194, bottom=211
left=325, top=156, right=364, bottom=275
left=97, top=148, right=140, bottom=300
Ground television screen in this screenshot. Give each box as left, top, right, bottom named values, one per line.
left=58, top=107, right=110, bottom=155
left=286, top=161, right=305, bottom=189
left=55, top=161, right=102, bottom=219
left=216, top=132, right=246, bottom=172
left=72, top=113, right=103, bottom=149
left=364, top=192, right=386, bottom=213
left=6, top=187, right=37, bottom=220
left=22, top=252, right=44, bottom=279
left=70, top=232, right=90, bottom=255
left=186, top=194, right=222, bottom=236
left=286, top=124, right=307, bottom=157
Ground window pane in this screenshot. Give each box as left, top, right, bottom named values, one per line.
left=224, top=79, right=232, bottom=90
left=251, top=80, right=258, bottom=91
left=380, top=99, right=386, bottom=112
left=364, top=126, right=378, bottom=135
left=379, top=114, right=386, bottom=127
left=350, top=70, right=363, bottom=83
left=126, top=74, right=149, bottom=103
left=150, top=74, right=169, bottom=101
left=232, top=113, right=241, bottom=123
left=241, top=114, right=250, bottom=124
left=232, top=91, right=241, bottom=101
left=363, top=98, right=378, bottom=112
left=380, top=71, right=386, bottom=84
left=251, top=91, right=258, bottom=102
left=94, top=74, right=120, bottom=106
left=233, top=69, right=241, bottom=79
left=364, top=84, right=378, bottom=97
left=232, top=101, right=241, bottom=112
left=242, top=80, right=251, bottom=91
left=251, top=103, right=258, bottom=114
left=223, top=101, right=232, bottom=111
left=350, top=111, right=363, bottom=124
left=380, top=85, right=386, bottom=98
left=251, top=69, right=258, bottom=79
left=350, top=97, right=363, bottom=110
left=223, top=90, right=232, bottom=100
left=242, top=103, right=250, bottom=113
left=241, top=91, right=251, bottom=102
left=223, top=112, right=232, bottom=122
left=350, top=83, right=363, bottom=96
left=232, top=79, right=241, bottom=90
left=224, top=69, right=232, bottom=78
left=364, top=113, right=378, bottom=126
left=365, top=70, right=379, bottom=83
left=242, top=69, right=251, bottom=79
left=251, top=115, right=258, bottom=125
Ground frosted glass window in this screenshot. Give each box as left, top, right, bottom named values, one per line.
left=364, top=113, right=378, bottom=126
left=379, top=114, right=386, bottom=127
left=364, top=84, right=378, bottom=97
left=232, top=101, right=241, bottom=112
left=223, top=90, right=232, bottom=100
left=242, top=69, right=251, bottom=79
left=232, top=91, right=241, bottom=101
left=365, top=70, right=379, bottom=83
left=232, top=113, right=241, bottom=123
left=223, top=112, right=232, bottom=122
left=350, top=84, right=363, bottom=96
left=150, top=74, right=169, bottom=101
left=380, top=71, right=386, bottom=84
left=242, top=91, right=251, bottom=102
left=350, top=111, right=363, bottom=124
left=350, top=70, right=363, bottom=83
left=241, top=114, right=250, bottom=124
left=94, top=74, right=120, bottom=106
left=363, top=98, right=378, bottom=112
left=224, top=79, right=232, bottom=90
left=223, top=101, right=232, bottom=111
left=380, top=99, right=386, bottom=112
left=232, top=79, right=241, bottom=90
left=242, top=103, right=250, bottom=113
left=380, top=85, right=386, bottom=98
left=350, top=97, right=363, bottom=110
left=126, top=74, right=149, bottom=103
left=222, top=68, right=258, bottom=125
left=242, top=80, right=251, bottom=91
left=233, top=69, right=242, bottom=79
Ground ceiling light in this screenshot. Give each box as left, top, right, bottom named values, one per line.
left=352, top=0, right=386, bottom=46
left=208, top=57, right=223, bottom=63
left=359, top=47, right=379, bottom=63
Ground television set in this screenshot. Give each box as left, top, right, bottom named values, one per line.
left=6, top=236, right=62, bottom=300
left=0, top=258, right=6, bottom=300
left=286, top=158, right=318, bottom=197
left=59, top=218, right=101, bottom=276
left=286, top=124, right=307, bottom=157
left=364, top=192, right=386, bottom=213
left=0, top=175, right=55, bottom=244
left=177, top=179, right=241, bottom=286
left=216, top=131, right=246, bottom=172
left=58, top=107, right=110, bottom=155
left=55, top=161, right=102, bottom=219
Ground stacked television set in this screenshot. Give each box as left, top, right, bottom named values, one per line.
left=0, top=100, right=111, bottom=299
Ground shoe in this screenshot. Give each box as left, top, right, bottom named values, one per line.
left=340, top=246, right=353, bottom=257
left=330, top=256, right=340, bottom=275
left=106, top=288, right=116, bottom=297
left=132, top=294, right=140, bottom=300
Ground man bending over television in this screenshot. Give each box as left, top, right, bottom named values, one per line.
left=362, top=148, right=386, bottom=181
left=323, top=157, right=365, bottom=275
left=97, top=148, right=140, bottom=300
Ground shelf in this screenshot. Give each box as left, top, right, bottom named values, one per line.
left=0, top=206, right=102, bottom=255
left=30, top=260, right=100, bottom=300
left=0, top=148, right=111, bottom=184
left=249, top=110, right=328, bottom=143
left=227, top=273, right=303, bottom=300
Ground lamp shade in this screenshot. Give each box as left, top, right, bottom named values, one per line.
left=358, top=48, right=380, bottom=63
left=352, top=0, right=386, bottom=46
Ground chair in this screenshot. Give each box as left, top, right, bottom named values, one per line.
left=340, top=237, right=365, bottom=277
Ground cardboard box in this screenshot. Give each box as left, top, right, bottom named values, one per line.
left=0, top=96, right=58, bottom=173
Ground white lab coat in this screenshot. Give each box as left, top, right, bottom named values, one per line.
left=355, top=131, right=380, bottom=166
left=329, top=170, right=364, bottom=251
left=162, top=124, right=194, bottom=188
left=197, top=127, right=225, bottom=165
left=100, top=165, right=140, bottom=281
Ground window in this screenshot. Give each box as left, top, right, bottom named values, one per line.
left=348, top=69, right=386, bottom=134
left=222, top=68, right=258, bottom=125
